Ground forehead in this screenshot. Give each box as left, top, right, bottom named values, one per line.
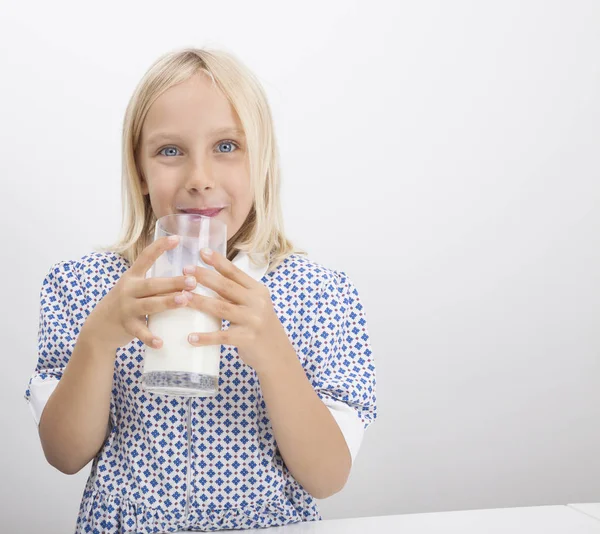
left=141, top=72, right=242, bottom=141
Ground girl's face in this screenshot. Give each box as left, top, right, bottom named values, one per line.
left=138, top=72, right=253, bottom=240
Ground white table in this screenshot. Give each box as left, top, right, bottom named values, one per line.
left=570, top=504, right=600, bottom=521
left=238, top=505, right=600, bottom=533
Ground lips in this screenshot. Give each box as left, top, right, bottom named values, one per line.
left=180, top=208, right=224, bottom=217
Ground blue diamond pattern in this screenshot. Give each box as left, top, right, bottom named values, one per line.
left=24, top=251, right=377, bottom=533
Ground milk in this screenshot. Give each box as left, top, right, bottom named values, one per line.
left=142, top=284, right=222, bottom=396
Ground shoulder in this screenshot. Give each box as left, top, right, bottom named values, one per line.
left=44, top=251, right=130, bottom=295
left=267, top=253, right=357, bottom=301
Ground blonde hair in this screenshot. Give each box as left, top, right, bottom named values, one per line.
left=95, top=47, right=306, bottom=273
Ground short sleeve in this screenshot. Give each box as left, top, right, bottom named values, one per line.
left=24, top=260, right=90, bottom=425
left=303, top=271, right=378, bottom=462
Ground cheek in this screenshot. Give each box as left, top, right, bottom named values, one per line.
left=233, top=184, right=254, bottom=215
left=145, top=174, right=179, bottom=211
left=225, top=169, right=253, bottom=204
left=149, top=178, right=175, bottom=196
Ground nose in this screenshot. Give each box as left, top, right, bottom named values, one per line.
left=184, top=159, right=215, bottom=191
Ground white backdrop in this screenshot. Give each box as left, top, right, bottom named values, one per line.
left=2, top=1, right=600, bottom=532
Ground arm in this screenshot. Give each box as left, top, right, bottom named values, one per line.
left=256, top=343, right=352, bottom=499
left=183, top=251, right=377, bottom=498
left=255, top=272, right=377, bottom=499
left=38, top=322, right=115, bottom=475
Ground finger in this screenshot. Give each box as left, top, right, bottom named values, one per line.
left=185, top=291, right=245, bottom=324
left=130, top=235, right=180, bottom=278
left=132, top=274, right=198, bottom=298
left=128, top=318, right=164, bottom=349
left=134, top=290, right=192, bottom=317
left=199, top=248, right=257, bottom=290
left=185, top=267, right=247, bottom=305
left=187, top=328, right=233, bottom=347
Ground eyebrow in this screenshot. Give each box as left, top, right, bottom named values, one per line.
left=145, top=127, right=245, bottom=145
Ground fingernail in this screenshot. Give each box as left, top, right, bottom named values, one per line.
left=189, top=334, right=199, bottom=343
left=184, top=276, right=196, bottom=288
left=201, top=248, right=213, bottom=257
left=183, top=290, right=194, bottom=301
left=183, top=265, right=195, bottom=274
left=168, top=235, right=179, bottom=244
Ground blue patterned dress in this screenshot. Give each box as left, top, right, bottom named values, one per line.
left=25, top=250, right=377, bottom=533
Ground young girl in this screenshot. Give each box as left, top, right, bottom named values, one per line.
left=24, top=47, right=377, bottom=533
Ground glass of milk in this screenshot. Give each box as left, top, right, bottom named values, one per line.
left=141, top=213, right=227, bottom=397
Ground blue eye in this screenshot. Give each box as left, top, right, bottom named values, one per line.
left=158, top=146, right=181, bottom=157
left=157, top=141, right=239, bottom=157
left=216, top=140, right=239, bottom=153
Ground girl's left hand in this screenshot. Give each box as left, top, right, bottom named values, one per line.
left=182, top=248, right=289, bottom=373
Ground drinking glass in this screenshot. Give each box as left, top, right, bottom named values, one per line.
left=141, top=213, right=227, bottom=396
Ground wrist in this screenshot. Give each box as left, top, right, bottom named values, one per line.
left=79, top=320, right=119, bottom=357
left=254, top=341, right=301, bottom=383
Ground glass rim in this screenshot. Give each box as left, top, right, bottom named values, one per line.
left=155, top=212, right=227, bottom=234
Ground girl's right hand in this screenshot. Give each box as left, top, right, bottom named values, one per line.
left=83, top=236, right=197, bottom=351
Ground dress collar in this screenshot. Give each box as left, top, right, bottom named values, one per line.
left=231, top=250, right=270, bottom=281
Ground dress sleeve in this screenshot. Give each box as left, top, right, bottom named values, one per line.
left=24, top=260, right=90, bottom=425
left=303, top=271, right=378, bottom=463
